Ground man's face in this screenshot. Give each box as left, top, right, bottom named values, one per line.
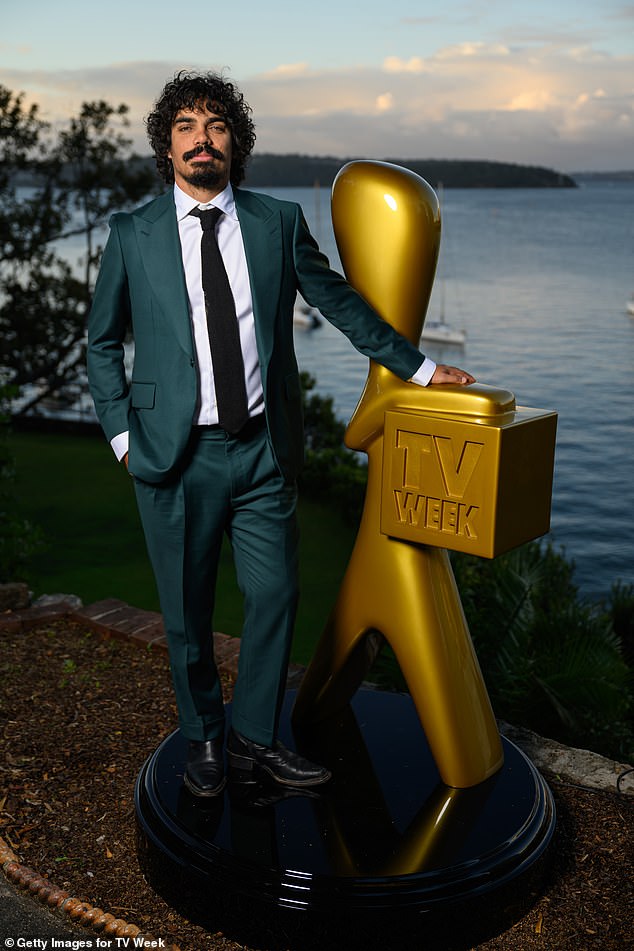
left=168, top=104, right=233, bottom=195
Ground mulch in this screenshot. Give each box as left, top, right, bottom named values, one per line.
left=1, top=616, right=632, bottom=950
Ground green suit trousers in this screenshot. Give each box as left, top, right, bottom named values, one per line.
left=133, top=416, right=299, bottom=745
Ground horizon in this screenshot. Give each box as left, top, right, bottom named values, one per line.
left=3, top=1, right=633, bottom=174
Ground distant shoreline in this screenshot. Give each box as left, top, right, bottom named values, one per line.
left=244, top=154, right=578, bottom=188
left=13, top=156, right=634, bottom=190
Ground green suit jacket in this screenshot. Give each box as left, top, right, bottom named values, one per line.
left=87, top=187, right=425, bottom=484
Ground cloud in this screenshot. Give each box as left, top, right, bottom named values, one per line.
left=0, top=61, right=187, bottom=143
left=0, top=43, right=32, bottom=56
left=383, top=57, right=426, bottom=74
left=376, top=93, right=394, bottom=112
left=1, top=41, right=632, bottom=171
left=247, top=43, right=633, bottom=170
left=263, top=63, right=310, bottom=79
left=435, top=42, right=510, bottom=59
left=504, top=89, right=558, bottom=112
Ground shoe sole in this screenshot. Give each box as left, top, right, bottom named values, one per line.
left=227, top=750, right=331, bottom=788
left=183, top=772, right=227, bottom=798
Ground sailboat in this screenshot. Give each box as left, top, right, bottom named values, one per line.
left=626, top=295, right=634, bottom=317
left=421, top=183, right=466, bottom=347
left=421, top=316, right=466, bottom=346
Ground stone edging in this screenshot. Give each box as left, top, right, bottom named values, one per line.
left=0, top=835, right=180, bottom=948
left=499, top=721, right=634, bottom=796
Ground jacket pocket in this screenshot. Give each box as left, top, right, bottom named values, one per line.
left=130, top=381, right=156, bottom=409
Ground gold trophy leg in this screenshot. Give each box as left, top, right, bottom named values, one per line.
left=293, top=441, right=503, bottom=789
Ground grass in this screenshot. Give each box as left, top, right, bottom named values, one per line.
left=9, top=430, right=358, bottom=665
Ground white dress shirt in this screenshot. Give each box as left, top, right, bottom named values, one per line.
left=173, top=182, right=265, bottom=425
left=110, top=183, right=434, bottom=461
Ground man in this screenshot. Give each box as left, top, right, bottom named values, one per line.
left=87, top=71, right=474, bottom=798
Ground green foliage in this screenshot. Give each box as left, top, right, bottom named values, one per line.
left=0, top=87, right=44, bottom=172
left=605, top=581, right=634, bottom=669
left=0, top=387, right=45, bottom=581
left=54, top=101, right=156, bottom=270
left=449, top=543, right=633, bottom=761
left=299, top=372, right=367, bottom=524
left=301, top=372, right=347, bottom=450
left=0, top=85, right=157, bottom=415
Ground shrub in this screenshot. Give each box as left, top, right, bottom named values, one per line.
left=0, top=386, right=45, bottom=581
left=299, top=372, right=367, bottom=524
left=452, top=543, right=633, bottom=760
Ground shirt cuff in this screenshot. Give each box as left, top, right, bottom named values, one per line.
left=111, top=431, right=129, bottom=462
left=409, top=357, right=436, bottom=387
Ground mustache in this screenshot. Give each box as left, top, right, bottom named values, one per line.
left=183, top=143, right=225, bottom=163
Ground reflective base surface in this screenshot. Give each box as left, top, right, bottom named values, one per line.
left=135, top=690, right=555, bottom=932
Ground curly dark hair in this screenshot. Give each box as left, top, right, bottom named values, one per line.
left=146, top=71, right=256, bottom=186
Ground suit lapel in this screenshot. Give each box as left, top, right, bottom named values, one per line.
left=130, top=188, right=285, bottom=365
left=234, top=189, right=283, bottom=368
left=133, top=191, right=193, bottom=355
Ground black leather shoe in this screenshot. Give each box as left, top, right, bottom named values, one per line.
left=227, top=728, right=331, bottom=788
left=184, top=738, right=226, bottom=797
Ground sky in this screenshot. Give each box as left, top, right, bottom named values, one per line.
left=2, top=0, right=633, bottom=172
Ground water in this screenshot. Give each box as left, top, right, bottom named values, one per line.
left=263, top=181, right=634, bottom=600
left=52, top=180, right=634, bottom=599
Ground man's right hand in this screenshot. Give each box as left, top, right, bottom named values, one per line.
left=123, top=452, right=129, bottom=470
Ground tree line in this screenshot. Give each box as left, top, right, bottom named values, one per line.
left=244, top=154, right=577, bottom=189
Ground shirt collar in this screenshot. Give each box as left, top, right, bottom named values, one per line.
left=173, top=182, right=237, bottom=221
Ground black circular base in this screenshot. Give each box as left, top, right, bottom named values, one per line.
left=135, top=690, right=555, bottom=938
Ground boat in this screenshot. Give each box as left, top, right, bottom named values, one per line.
left=293, top=297, right=322, bottom=329
left=421, top=318, right=466, bottom=346
left=419, top=182, right=466, bottom=347
left=626, top=296, right=634, bottom=316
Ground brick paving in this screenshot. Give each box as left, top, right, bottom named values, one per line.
left=0, top=595, right=242, bottom=680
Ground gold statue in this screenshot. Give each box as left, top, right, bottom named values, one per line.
left=293, top=161, right=557, bottom=789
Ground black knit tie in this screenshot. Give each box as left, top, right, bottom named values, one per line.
left=190, top=206, right=249, bottom=434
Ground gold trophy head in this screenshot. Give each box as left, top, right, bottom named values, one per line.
left=332, top=160, right=441, bottom=346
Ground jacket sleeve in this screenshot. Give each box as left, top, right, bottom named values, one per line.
left=290, top=206, right=425, bottom=381
left=87, top=215, right=132, bottom=443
